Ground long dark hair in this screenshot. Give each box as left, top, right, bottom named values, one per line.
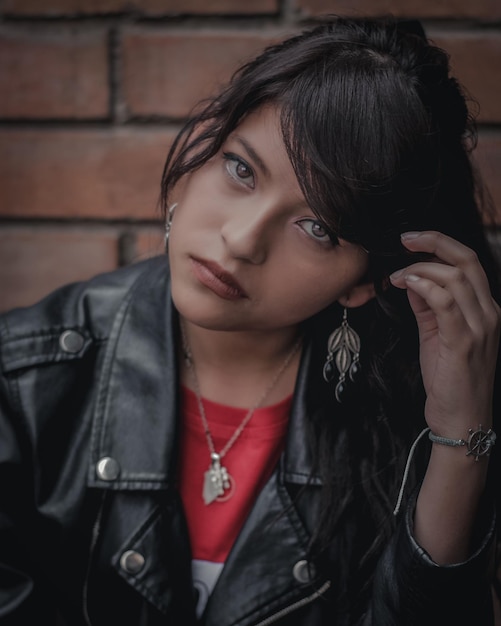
left=161, top=17, right=500, bottom=622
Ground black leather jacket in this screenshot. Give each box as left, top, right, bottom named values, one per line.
left=0, top=257, right=495, bottom=625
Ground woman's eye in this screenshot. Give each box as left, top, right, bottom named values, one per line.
left=297, top=219, right=334, bottom=244
left=223, top=153, right=255, bottom=188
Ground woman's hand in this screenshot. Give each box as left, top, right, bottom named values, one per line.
left=389, top=231, right=501, bottom=439
left=390, top=231, right=500, bottom=564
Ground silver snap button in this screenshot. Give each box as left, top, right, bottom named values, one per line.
left=59, top=330, right=85, bottom=354
left=96, top=457, right=120, bottom=481
left=120, top=550, right=145, bottom=575
left=293, top=559, right=316, bottom=584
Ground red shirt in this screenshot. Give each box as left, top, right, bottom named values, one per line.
left=179, top=385, right=292, bottom=563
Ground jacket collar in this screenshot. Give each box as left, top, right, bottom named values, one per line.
left=88, top=257, right=322, bottom=490
left=88, top=257, right=179, bottom=489
left=282, top=340, right=323, bottom=485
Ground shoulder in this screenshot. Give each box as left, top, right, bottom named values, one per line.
left=0, top=256, right=169, bottom=375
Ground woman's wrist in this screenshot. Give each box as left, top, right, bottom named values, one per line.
left=428, top=425, right=496, bottom=462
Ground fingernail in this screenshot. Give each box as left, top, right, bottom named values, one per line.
left=405, top=274, right=420, bottom=282
left=401, top=231, right=421, bottom=240
left=389, top=269, right=404, bottom=280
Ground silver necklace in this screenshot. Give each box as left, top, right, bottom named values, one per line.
left=181, top=325, right=302, bottom=505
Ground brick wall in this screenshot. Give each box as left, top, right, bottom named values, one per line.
left=1, top=0, right=500, bottom=311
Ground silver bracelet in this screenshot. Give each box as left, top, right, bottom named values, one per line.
left=428, top=424, right=496, bottom=461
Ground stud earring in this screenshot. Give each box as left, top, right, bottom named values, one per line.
left=164, top=203, right=178, bottom=249
left=322, top=307, right=361, bottom=403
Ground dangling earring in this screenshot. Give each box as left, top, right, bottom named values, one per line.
left=164, top=203, right=178, bottom=249
left=322, top=307, right=361, bottom=403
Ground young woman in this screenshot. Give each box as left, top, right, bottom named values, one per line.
left=1, top=17, right=500, bottom=626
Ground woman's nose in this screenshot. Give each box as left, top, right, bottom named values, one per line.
left=220, top=204, right=274, bottom=264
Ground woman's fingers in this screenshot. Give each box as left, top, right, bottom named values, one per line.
left=397, top=231, right=493, bottom=311
left=390, top=231, right=501, bottom=378
left=402, top=274, right=472, bottom=347
left=389, top=232, right=501, bottom=430
left=391, top=261, right=486, bottom=338
left=389, top=231, right=501, bottom=402
left=390, top=231, right=500, bottom=336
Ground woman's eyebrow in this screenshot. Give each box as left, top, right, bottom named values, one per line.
left=233, top=135, right=270, bottom=177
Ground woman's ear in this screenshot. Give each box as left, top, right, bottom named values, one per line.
left=338, top=281, right=376, bottom=309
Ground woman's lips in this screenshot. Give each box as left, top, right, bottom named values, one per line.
left=190, top=257, right=248, bottom=300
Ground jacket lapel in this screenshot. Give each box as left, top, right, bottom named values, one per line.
left=88, top=256, right=180, bottom=489
left=204, top=342, right=329, bottom=626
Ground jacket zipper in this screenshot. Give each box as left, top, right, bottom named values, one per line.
left=254, top=580, right=331, bottom=626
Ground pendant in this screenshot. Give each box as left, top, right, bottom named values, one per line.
left=203, top=453, right=234, bottom=505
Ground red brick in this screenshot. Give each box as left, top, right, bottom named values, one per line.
left=0, top=27, right=109, bottom=120
left=297, top=0, right=501, bottom=20
left=122, top=29, right=281, bottom=118
left=0, top=228, right=119, bottom=312
left=0, top=128, right=175, bottom=219
left=133, top=227, right=165, bottom=262
left=432, top=33, right=501, bottom=124
left=137, top=0, right=278, bottom=14
left=2, top=0, right=278, bottom=15
left=2, top=0, right=119, bottom=17
left=474, top=133, right=501, bottom=225
left=2, top=0, right=126, bottom=14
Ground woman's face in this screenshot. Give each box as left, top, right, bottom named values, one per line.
left=168, top=106, right=370, bottom=333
